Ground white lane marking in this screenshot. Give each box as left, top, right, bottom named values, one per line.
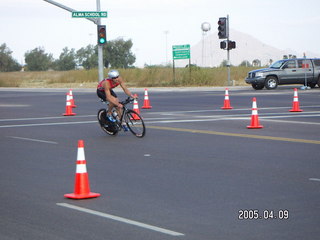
left=148, top=116, right=320, bottom=125
left=0, top=121, right=96, bottom=128
left=0, top=104, right=30, bottom=107
left=56, top=203, right=184, bottom=236
left=0, top=115, right=95, bottom=122
left=150, top=105, right=320, bottom=114
left=262, top=119, right=320, bottom=125
left=309, top=178, right=320, bottom=182
left=1, top=114, right=320, bottom=128
left=0, top=116, right=175, bottom=122
left=8, top=136, right=58, bottom=144
left=0, top=105, right=319, bottom=122
left=1, top=109, right=320, bottom=128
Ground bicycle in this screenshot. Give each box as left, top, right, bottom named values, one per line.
left=97, top=97, right=146, bottom=138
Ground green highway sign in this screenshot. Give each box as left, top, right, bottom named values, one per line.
left=72, top=11, right=108, bottom=18
left=172, top=44, right=190, bottom=60
left=172, top=44, right=190, bottom=50
left=173, top=50, right=190, bottom=60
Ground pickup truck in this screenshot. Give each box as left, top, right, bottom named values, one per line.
left=245, top=58, right=320, bottom=90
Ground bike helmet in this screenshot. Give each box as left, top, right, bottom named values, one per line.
left=108, top=70, right=120, bottom=79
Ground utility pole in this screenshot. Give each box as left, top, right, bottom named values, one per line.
left=43, top=0, right=105, bottom=82
left=218, top=14, right=236, bottom=86
left=96, top=0, right=104, bottom=82
left=226, top=15, right=231, bottom=86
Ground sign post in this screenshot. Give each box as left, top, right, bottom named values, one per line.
left=218, top=14, right=234, bottom=86
left=172, top=44, right=191, bottom=84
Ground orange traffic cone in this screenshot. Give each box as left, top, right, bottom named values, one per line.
left=68, top=89, right=76, bottom=108
left=289, top=88, right=303, bottom=112
left=221, top=88, right=233, bottom=109
left=64, top=140, right=100, bottom=199
left=142, top=89, right=152, bottom=109
left=131, top=94, right=141, bottom=120
left=247, top=97, right=263, bottom=129
left=63, top=94, right=76, bottom=116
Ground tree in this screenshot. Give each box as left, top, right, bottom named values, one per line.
left=76, top=45, right=98, bottom=70
left=0, top=43, right=21, bottom=72
left=252, top=59, right=261, bottom=67
left=24, top=47, right=53, bottom=71
left=220, top=60, right=233, bottom=67
left=239, top=60, right=252, bottom=67
left=54, top=47, right=76, bottom=71
left=103, top=38, right=136, bottom=68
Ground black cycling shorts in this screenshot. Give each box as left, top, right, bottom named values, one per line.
left=97, top=89, right=117, bottom=101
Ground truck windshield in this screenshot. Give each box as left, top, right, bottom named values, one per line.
left=270, top=60, right=285, bottom=69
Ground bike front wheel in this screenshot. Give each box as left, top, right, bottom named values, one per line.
left=124, top=109, right=146, bottom=138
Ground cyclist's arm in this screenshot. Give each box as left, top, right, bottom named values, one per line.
left=118, top=77, right=135, bottom=98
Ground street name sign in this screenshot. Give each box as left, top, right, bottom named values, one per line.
left=172, top=44, right=190, bottom=60
left=72, top=11, right=108, bottom=18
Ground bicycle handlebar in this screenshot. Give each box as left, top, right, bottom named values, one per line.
left=119, top=97, right=134, bottom=105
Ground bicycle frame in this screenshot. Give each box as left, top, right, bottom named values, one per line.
left=110, top=97, right=133, bottom=127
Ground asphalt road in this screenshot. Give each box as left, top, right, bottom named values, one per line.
left=1, top=86, right=320, bottom=240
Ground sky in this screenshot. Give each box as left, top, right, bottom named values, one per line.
left=1, top=0, right=320, bottom=67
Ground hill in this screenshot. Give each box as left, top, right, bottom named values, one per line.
left=175, top=29, right=320, bottom=67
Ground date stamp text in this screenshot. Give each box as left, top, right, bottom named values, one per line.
left=238, top=209, right=289, bottom=220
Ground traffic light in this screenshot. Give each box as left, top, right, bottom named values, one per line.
left=218, top=17, right=228, bottom=39
left=228, top=41, right=236, bottom=50
left=220, top=40, right=236, bottom=50
left=97, top=25, right=106, bottom=45
left=220, top=41, right=227, bottom=49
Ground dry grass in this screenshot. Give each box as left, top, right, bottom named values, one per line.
left=0, top=67, right=258, bottom=88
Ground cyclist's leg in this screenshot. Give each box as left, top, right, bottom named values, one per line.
left=107, top=90, right=122, bottom=122
left=97, top=89, right=106, bottom=101
left=105, top=102, right=119, bottom=123
left=108, top=90, right=122, bottom=120
left=97, top=89, right=113, bottom=122
left=116, top=107, right=128, bottom=131
left=115, top=106, right=123, bottom=120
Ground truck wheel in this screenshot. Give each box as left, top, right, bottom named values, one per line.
left=265, top=76, right=278, bottom=90
left=307, top=83, right=316, bottom=88
left=252, top=84, right=264, bottom=90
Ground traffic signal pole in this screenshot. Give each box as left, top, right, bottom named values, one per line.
left=96, top=0, right=104, bottom=82
left=227, top=15, right=231, bottom=86
left=43, top=0, right=98, bottom=24
left=218, top=15, right=234, bottom=86
left=43, top=0, right=104, bottom=82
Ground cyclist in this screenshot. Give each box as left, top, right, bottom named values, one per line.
left=97, top=70, right=135, bottom=126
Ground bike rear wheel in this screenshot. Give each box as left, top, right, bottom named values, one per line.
left=124, top=109, right=146, bottom=138
left=97, top=109, right=118, bottom=136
